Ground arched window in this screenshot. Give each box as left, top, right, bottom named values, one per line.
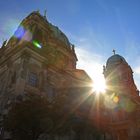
left=28, top=72, right=38, bottom=87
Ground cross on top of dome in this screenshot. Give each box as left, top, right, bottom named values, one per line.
left=113, top=49, right=116, bottom=55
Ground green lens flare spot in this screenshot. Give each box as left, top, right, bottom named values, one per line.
left=33, top=40, right=42, bottom=48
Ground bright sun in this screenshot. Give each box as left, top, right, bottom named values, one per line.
left=76, top=49, right=107, bottom=94
left=92, top=76, right=106, bottom=94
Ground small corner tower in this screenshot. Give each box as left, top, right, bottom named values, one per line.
left=102, top=51, right=140, bottom=140
left=103, top=51, right=139, bottom=97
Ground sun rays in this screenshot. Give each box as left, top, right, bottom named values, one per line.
left=92, top=78, right=106, bottom=94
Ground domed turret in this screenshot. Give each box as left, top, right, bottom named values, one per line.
left=103, top=51, right=139, bottom=96
left=106, top=54, right=127, bottom=67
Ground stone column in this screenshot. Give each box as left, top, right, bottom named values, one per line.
left=15, top=51, right=30, bottom=94
left=118, top=130, right=128, bottom=140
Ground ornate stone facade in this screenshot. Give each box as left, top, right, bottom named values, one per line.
left=0, top=11, right=92, bottom=110
left=0, top=11, right=93, bottom=140
left=102, top=53, right=140, bottom=140
left=0, top=11, right=140, bottom=140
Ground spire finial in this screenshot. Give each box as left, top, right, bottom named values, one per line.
left=44, top=10, right=47, bottom=19
left=36, top=10, right=40, bottom=13
left=2, top=39, right=7, bottom=48
left=72, top=44, right=75, bottom=52
left=113, top=49, right=116, bottom=55
left=103, top=65, right=106, bottom=73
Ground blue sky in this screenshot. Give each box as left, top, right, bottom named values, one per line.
left=1, top=0, right=140, bottom=90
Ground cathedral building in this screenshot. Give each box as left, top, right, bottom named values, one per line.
left=0, top=11, right=140, bottom=140
left=0, top=11, right=94, bottom=140
left=102, top=53, right=140, bottom=140
left=0, top=11, right=92, bottom=113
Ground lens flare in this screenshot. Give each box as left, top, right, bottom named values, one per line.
left=91, top=77, right=106, bottom=94
left=14, top=26, right=25, bottom=39
left=104, top=93, right=120, bottom=109
left=121, top=98, right=136, bottom=112
left=23, top=30, right=32, bottom=41
left=113, top=96, right=119, bottom=103
left=14, top=25, right=32, bottom=42
left=33, top=40, right=42, bottom=48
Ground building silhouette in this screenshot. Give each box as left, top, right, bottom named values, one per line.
left=0, top=11, right=140, bottom=140
left=103, top=53, right=140, bottom=140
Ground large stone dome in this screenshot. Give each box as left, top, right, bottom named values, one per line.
left=7, top=11, right=71, bottom=49
left=22, top=11, right=71, bottom=47
left=106, top=54, right=127, bottom=66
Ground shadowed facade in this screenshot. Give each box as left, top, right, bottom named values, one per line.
left=103, top=53, right=140, bottom=140
left=0, top=11, right=140, bottom=140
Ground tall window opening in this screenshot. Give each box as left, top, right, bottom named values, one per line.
left=28, top=72, right=38, bottom=87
